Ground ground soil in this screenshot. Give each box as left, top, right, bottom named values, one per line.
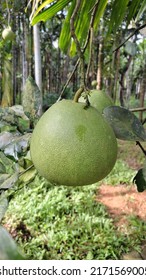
left=96, top=140, right=146, bottom=229
left=96, top=184, right=146, bottom=230
left=96, top=140, right=146, bottom=259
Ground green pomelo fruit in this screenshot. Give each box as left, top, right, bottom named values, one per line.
left=79, top=90, right=113, bottom=114
left=30, top=100, right=117, bottom=186
left=91, top=80, right=97, bottom=87
left=2, top=27, right=15, bottom=41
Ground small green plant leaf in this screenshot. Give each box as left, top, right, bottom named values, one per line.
left=19, top=167, right=36, bottom=184
left=103, top=106, right=146, bottom=141
left=133, top=168, right=146, bottom=192
left=0, top=131, right=15, bottom=150
left=125, top=41, right=137, bottom=56
left=0, top=193, right=8, bottom=222
left=0, top=172, right=18, bottom=190
left=0, top=226, right=25, bottom=260
left=3, top=134, right=31, bottom=161
left=31, top=0, right=71, bottom=25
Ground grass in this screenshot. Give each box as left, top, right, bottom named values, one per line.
left=2, top=137, right=146, bottom=260
left=3, top=151, right=146, bottom=260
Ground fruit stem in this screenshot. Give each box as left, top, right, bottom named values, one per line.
left=73, top=86, right=84, bottom=102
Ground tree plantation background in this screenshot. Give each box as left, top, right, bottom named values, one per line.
left=0, top=0, right=146, bottom=120
left=1, top=0, right=146, bottom=260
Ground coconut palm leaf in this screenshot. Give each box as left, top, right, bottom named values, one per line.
left=126, top=0, right=142, bottom=24
left=31, top=0, right=146, bottom=55
left=93, top=0, right=108, bottom=30
left=106, top=0, right=129, bottom=37
left=135, top=0, right=146, bottom=21
left=59, top=0, right=75, bottom=53
left=31, top=0, right=71, bottom=25
left=69, top=0, right=96, bottom=56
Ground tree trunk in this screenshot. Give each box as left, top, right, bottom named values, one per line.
left=113, top=49, right=120, bottom=102
left=139, top=59, right=146, bottom=122
left=119, top=55, right=132, bottom=107
left=96, top=39, right=104, bottom=90
left=1, top=58, right=13, bottom=107
left=33, top=23, right=42, bottom=115
left=33, top=24, right=42, bottom=92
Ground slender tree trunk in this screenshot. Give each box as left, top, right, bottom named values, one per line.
left=33, top=23, right=42, bottom=115
left=119, top=55, right=132, bottom=107
left=96, top=39, right=104, bottom=90
left=113, top=49, right=120, bottom=102
left=139, top=59, right=146, bottom=122
left=1, top=58, right=13, bottom=107
left=33, top=24, right=42, bottom=92
left=22, top=15, right=29, bottom=88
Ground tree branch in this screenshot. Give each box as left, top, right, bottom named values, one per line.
left=113, top=23, right=146, bottom=52
left=136, top=141, right=146, bottom=157
left=129, top=107, right=146, bottom=112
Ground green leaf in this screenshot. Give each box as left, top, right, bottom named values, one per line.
left=31, top=0, right=71, bottom=25
left=0, top=226, right=25, bottom=260
left=31, top=0, right=57, bottom=18
left=59, top=0, right=76, bottom=53
left=19, top=167, right=37, bottom=184
left=0, top=131, right=15, bottom=150
left=69, top=0, right=96, bottom=56
left=135, top=0, right=146, bottom=21
left=125, top=41, right=137, bottom=56
left=0, top=172, right=19, bottom=190
left=93, top=0, right=108, bottom=30
left=106, top=0, right=130, bottom=38
left=126, top=0, right=142, bottom=25
left=0, top=193, right=8, bottom=222
left=133, top=168, right=146, bottom=192
left=3, top=134, right=31, bottom=161
left=103, top=106, right=146, bottom=141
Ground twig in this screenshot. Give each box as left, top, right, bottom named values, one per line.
left=19, top=164, right=34, bottom=177
left=136, top=141, right=146, bottom=157
left=129, top=107, right=146, bottom=112
left=57, top=58, right=80, bottom=102
left=57, top=0, right=99, bottom=101
left=113, top=23, right=146, bottom=52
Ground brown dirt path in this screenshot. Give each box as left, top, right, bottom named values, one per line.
left=96, top=184, right=146, bottom=230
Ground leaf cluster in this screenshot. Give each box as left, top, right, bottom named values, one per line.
left=30, top=0, right=146, bottom=55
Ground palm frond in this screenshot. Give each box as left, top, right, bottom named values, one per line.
left=127, top=0, right=142, bottom=24
left=106, top=0, right=129, bottom=37
left=135, top=0, right=146, bottom=21
left=31, top=0, right=71, bottom=25
left=59, top=0, right=76, bottom=53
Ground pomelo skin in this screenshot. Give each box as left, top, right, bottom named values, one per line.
left=2, top=27, right=15, bottom=41
left=79, top=90, right=113, bottom=114
left=30, top=100, right=117, bottom=186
